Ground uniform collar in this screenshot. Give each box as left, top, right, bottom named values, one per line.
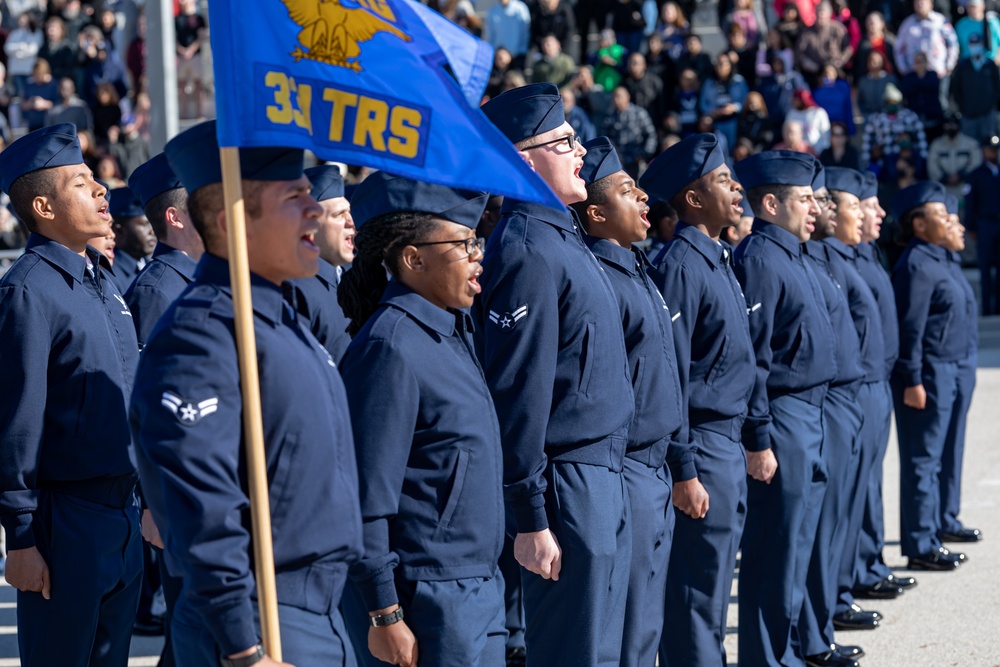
left=26, top=232, right=109, bottom=284
left=949, top=250, right=962, bottom=263
left=315, top=258, right=340, bottom=288
left=501, top=199, right=579, bottom=234
left=752, top=218, right=802, bottom=257
left=676, top=222, right=730, bottom=269
left=584, top=236, right=640, bottom=275
left=855, top=241, right=875, bottom=260
left=822, top=236, right=855, bottom=260
left=381, top=280, right=469, bottom=337
left=193, top=253, right=287, bottom=325
left=802, top=239, right=827, bottom=258
left=151, top=242, right=197, bottom=281
left=909, top=237, right=950, bottom=262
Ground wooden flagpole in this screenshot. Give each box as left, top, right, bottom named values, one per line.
left=219, top=147, right=283, bottom=660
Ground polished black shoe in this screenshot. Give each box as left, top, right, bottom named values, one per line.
left=505, top=647, right=526, bottom=667
left=853, top=577, right=904, bottom=599
left=908, top=546, right=965, bottom=570
left=886, top=573, right=917, bottom=589
left=805, top=649, right=860, bottom=667
left=833, top=604, right=881, bottom=630
left=132, top=615, right=165, bottom=636
left=834, top=643, right=865, bottom=659
left=941, top=527, right=983, bottom=542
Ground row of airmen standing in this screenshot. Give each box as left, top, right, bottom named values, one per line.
left=0, top=78, right=981, bottom=667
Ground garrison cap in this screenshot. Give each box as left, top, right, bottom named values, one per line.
left=164, top=120, right=304, bottom=194
left=639, top=133, right=726, bottom=203
left=481, top=82, right=565, bottom=144
left=304, top=165, right=345, bottom=201
left=824, top=167, right=866, bottom=198
left=890, top=181, right=947, bottom=219
left=860, top=171, right=878, bottom=200
left=811, top=159, right=825, bottom=191
left=579, top=137, right=624, bottom=185
left=946, top=194, right=959, bottom=216
left=109, top=186, right=145, bottom=219
left=734, top=150, right=817, bottom=190
left=128, top=153, right=184, bottom=208
left=351, top=171, right=488, bottom=230
left=0, top=123, right=84, bottom=194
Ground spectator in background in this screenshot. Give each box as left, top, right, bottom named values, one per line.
left=831, top=0, right=861, bottom=69
left=97, top=7, right=120, bottom=52
left=895, top=0, right=958, bottom=80
left=132, top=89, right=151, bottom=139
left=19, top=57, right=57, bottom=131
left=773, top=118, right=818, bottom=153
left=645, top=33, right=677, bottom=92
left=732, top=135, right=756, bottom=160
left=576, top=0, right=613, bottom=63
left=486, top=46, right=514, bottom=99
left=861, top=82, right=928, bottom=177
left=965, top=135, right=1000, bottom=314
left=725, top=24, right=759, bottom=88
left=644, top=200, right=679, bottom=258
left=696, top=113, right=731, bottom=155
left=856, top=11, right=896, bottom=76
left=593, top=29, right=626, bottom=90
left=950, top=32, right=1000, bottom=141
left=669, top=66, right=702, bottom=136
left=108, top=114, right=150, bottom=178
left=657, top=2, right=691, bottom=59
left=678, top=33, right=715, bottom=88
left=531, top=34, right=576, bottom=87
left=699, top=52, right=748, bottom=150
left=611, top=0, right=647, bottom=56
left=602, top=85, right=658, bottom=176
left=176, top=0, right=206, bottom=119
left=738, top=91, right=775, bottom=148
left=77, top=128, right=99, bottom=171
left=530, top=0, right=576, bottom=53
left=48, top=75, right=92, bottom=130
left=82, top=38, right=128, bottom=107
left=776, top=0, right=822, bottom=27
left=819, top=121, right=861, bottom=167
left=624, top=51, right=666, bottom=125
left=572, top=64, right=612, bottom=122
left=502, top=69, right=528, bottom=91
left=757, top=26, right=795, bottom=78
left=4, top=11, right=42, bottom=97
left=487, top=0, right=531, bottom=67
left=785, top=87, right=831, bottom=151
left=562, top=86, right=596, bottom=142
left=92, top=80, right=122, bottom=142
left=96, top=153, right=126, bottom=189
left=126, top=12, right=146, bottom=92
left=900, top=50, right=944, bottom=137
left=955, top=0, right=1000, bottom=61
left=0, top=64, right=13, bottom=131
left=776, top=2, right=804, bottom=48
left=928, top=113, right=981, bottom=199
left=724, top=0, right=762, bottom=45
left=39, top=16, right=76, bottom=82
left=812, top=64, right=854, bottom=134
left=61, top=0, right=93, bottom=42
left=795, top=1, right=853, bottom=84
left=756, top=52, right=807, bottom=130
left=857, top=50, right=898, bottom=118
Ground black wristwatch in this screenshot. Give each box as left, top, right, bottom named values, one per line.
left=370, top=606, right=405, bottom=627
left=220, top=644, right=265, bottom=667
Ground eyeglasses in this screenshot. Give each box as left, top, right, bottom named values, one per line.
left=521, top=134, right=580, bottom=151
left=815, top=195, right=832, bottom=206
left=411, top=237, right=486, bottom=256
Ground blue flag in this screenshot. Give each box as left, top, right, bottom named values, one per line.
left=207, top=0, right=561, bottom=208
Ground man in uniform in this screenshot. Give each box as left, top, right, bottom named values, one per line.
left=733, top=150, right=837, bottom=667
left=965, top=134, right=1000, bottom=314
left=0, top=123, right=142, bottom=666
left=477, top=82, right=636, bottom=666
left=572, top=136, right=682, bottom=666
left=109, top=185, right=156, bottom=291
left=130, top=120, right=363, bottom=667
left=284, top=164, right=354, bottom=363
left=640, top=133, right=756, bottom=667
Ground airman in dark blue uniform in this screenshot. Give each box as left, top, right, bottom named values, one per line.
left=335, top=172, right=506, bottom=667
left=284, top=165, right=354, bottom=363
left=571, top=137, right=682, bottom=666
left=0, top=123, right=142, bottom=667
left=477, top=83, right=635, bottom=667
left=732, top=151, right=837, bottom=667
left=797, top=165, right=868, bottom=667
left=108, top=185, right=155, bottom=293
left=889, top=181, right=971, bottom=571
left=965, top=134, right=1000, bottom=315
left=129, top=120, right=364, bottom=667
left=640, top=133, right=755, bottom=667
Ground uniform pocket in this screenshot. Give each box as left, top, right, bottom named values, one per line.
left=706, top=335, right=731, bottom=386
left=268, top=433, right=300, bottom=523
left=580, top=321, right=596, bottom=395
left=74, top=371, right=97, bottom=438
left=439, top=449, right=470, bottom=528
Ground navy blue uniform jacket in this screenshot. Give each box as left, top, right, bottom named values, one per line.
left=339, top=281, right=504, bottom=612
left=124, top=242, right=197, bottom=347
left=856, top=242, right=899, bottom=380
left=129, top=254, right=363, bottom=656
left=803, top=240, right=865, bottom=386
left=822, top=238, right=885, bottom=384
left=0, top=234, right=139, bottom=550
left=474, top=200, right=634, bottom=534
left=286, top=258, right=352, bottom=363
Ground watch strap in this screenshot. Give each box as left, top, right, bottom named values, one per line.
left=370, top=607, right=405, bottom=627
left=220, top=644, right=265, bottom=667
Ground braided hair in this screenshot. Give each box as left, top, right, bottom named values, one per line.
left=338, top=211, right=438, bottom=336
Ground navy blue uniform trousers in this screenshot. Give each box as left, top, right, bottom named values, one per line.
left=798, top=385, right=864, bottom=656
left=940, top=353, right=976, bottom=534
left=892, top=361, right=960, bottom=557
left=621, top=458, right=673, bottom=667
left=18, top=489, right=142, bottom=667
left=524, top=461, right=631, bottom=667
left=661, top=427, right=747, bottom=667
left=854, top=381, right=894, bottom=588
left=343, top=576, right=507, bottom=667
left=498, top=532, right=525, bottom=652
left=739, top=394, right=827, bottom=667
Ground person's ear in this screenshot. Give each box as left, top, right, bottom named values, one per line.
left=399, top=245, right=425, bottom=273
left=517, top=149, right=536, bottom=172
left=762, top=193, right=780, bottom=216
left=586, top=203, right=606, bottom=226
left=32, top=194, right=55, bottom=222
left=684, top=188, right=703, bottom=211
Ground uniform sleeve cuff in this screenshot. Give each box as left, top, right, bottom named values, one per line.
left=742, top=423, right=772, bottom=452
left=351, top=564, right=399, bottom=612
left=1, top=513, right=35, bottom=551
left=899, top=368, right=922, bottom=388
left=666, top=444, right=698, bottom=482
left=510, top=493, right=549, bottom=534
left=207, top=597, right=259, bottom=658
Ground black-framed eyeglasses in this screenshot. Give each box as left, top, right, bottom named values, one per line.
left=411, top=237, right=486, bottom=255
left=521, top=134, right=580, bottom=151
left=815, top=195, right=832, bottom=206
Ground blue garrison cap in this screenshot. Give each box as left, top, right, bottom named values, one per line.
left=351, top=171, right=488, bottom=230
left=811, top=160, right=825, bottom=191
left=640, top=133, right=726, bottom=203
left=825, top=167, right=866, bottom=198
left=109, top=186, right=144, bottom=219
left=890, top=180, right=947, bottom=219
left=946, top=194, right=959, bottom=215
left=304, top=165, right=345, bottom=201
left=481, top=82, right=565, bottom=144
left=860, top=171, right=878, bottom=200
left=734, top=150, right=817, bottom=190
left=579, top=137, right=624, bottom=185
left=164, top=120, right=304, bottom=194
left=128, top=153, right=183, bottom=208
left=0, top=123, right=83, bottom=194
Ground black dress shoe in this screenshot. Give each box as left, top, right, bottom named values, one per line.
left=909, top=546, right=964, bottom=570
left=834, top=643, right=865, bottom=659
left=833, top=605, right=881, bottom=630
left=853, top=577, right=904, bottom=599
left=886, top=573, right=917, bottom=589
left=132, top=615, right=165, bottom=636
left=941, top=527, right=983, bottom=542
left=505, top=647, right=526, bottom=667
left=805, top=649, right=859, bottom=667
